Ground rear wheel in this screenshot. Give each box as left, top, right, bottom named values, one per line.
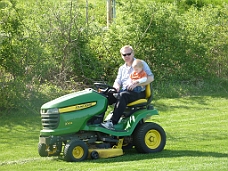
left=64, top=140, right=88, bottom=162
left=133, top=122, right=166, bottom=153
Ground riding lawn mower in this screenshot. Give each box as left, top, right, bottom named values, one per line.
left=38, top=82, right=166, bottom=162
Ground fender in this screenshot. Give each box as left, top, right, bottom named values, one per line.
left=83, top=108, right=159, bottom=136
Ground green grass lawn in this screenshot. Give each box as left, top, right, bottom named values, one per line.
left=0, top=95, right=228, bottom=171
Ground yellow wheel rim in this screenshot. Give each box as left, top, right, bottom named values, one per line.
left=145, top=129, right=161, bottom=149
left=72, top=146, right=84, bottom=159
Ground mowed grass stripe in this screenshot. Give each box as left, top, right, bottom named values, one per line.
left=0, top=96, right=227, bottom=171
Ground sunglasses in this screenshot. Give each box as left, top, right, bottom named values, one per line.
left=122, top=52, right=132, bottom=57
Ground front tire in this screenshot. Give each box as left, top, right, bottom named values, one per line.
left=133, top=122, right=166, bottom=153
left=63, top=140, right=88, bottom=162
left=38, top=143, right=48, bottom=157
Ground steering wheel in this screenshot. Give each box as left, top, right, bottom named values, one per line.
left=94, top=82, right=117, bottom=94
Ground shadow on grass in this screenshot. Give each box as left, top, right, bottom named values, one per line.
left=92, top=149, right=228, bottom=163
left=155, top=149, right=228, bottom=158
left=51, top=148, right=228, bottom=163
left=153, top=95, right=227, bottom=113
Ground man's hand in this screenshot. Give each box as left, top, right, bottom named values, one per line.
left=115, top=87, right=120, bottom=92
left=127, top=82, right=138, bottom=91
left=113, top=84, right=120, bottom=92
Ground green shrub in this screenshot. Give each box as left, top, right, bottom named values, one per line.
left=0, top=0, right=228, bottom=110
left=90, top=1, right=228, bottom=82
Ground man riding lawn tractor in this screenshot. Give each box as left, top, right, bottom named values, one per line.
left=38, top=45, right=166, bottom=161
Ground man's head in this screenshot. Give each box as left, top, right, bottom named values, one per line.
left=132, top=59, right=144, bottom=73
left=120, top=45, right=134, bottom=65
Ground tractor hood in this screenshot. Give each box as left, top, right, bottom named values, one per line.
left=41, top=88, right=102, bottom=109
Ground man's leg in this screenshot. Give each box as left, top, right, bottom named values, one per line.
left=111, top=91, right=145, bottom=124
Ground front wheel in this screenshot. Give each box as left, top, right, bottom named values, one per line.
left=133, top=122, right=166, bottom=153
left=63, top=140, right=88, bottom=162
left=38, top=143, right=48, bottom=157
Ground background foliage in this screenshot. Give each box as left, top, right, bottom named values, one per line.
left=0, top=0, right=228, bottom=112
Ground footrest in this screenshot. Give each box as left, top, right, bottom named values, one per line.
left=102, top=138, right=118, bottom=143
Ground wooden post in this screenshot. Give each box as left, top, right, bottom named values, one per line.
left=113, top=0, right=116, bottom=18
left=107, top=0, right=113, bottom=27
left=86, top=0, right=88, bottom=27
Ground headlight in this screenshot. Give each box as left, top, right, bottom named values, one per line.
left=41, top=108, right=59, bottom=114
left=46, top=108, right=59, bottom=114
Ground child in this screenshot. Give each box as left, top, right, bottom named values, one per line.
left=127, top=59, right=147, bottom=92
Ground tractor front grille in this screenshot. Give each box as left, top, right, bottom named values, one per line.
left=41, top=113, right=60, bottom=129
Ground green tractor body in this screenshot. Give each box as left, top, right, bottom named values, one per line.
left=38, top=84, right=166, bottom=162
left=40, top=89, right=108, bottom=136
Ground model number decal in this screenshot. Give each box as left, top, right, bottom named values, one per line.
left=59, top=102, right=96, bottom=113
left=65, top=122, right=73, bottom=126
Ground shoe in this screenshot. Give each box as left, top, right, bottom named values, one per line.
left=101, top=120, right=114, bottom=130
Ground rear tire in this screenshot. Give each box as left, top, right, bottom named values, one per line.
left=64, top=140, right=88, bottom=162
left=133, top=122, right=166, bottom=153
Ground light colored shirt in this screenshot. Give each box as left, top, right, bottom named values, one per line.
left=114, top=58, right=153, bottom=90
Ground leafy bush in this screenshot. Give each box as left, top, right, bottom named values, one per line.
left=0, top=0, right=228, bottom=110
left=91, top=1, right=228, bottom=82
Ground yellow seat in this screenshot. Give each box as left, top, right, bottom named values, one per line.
left=127, top=82, right=153, bottom=107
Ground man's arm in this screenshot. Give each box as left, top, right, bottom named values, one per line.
left=141, top=60, right=154, bottom=85
left=113, top=66, right=123, bottom=92
left=140, top=75, right=154, bottom=86
left=132, top=76, right=147, bottom=85
left=113, top=82, right=121, bottom=92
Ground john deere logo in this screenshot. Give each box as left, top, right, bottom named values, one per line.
left=59, top=102, right=96, bottom=113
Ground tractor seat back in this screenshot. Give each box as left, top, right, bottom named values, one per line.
left=127, top=82, right=153, bottom=108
